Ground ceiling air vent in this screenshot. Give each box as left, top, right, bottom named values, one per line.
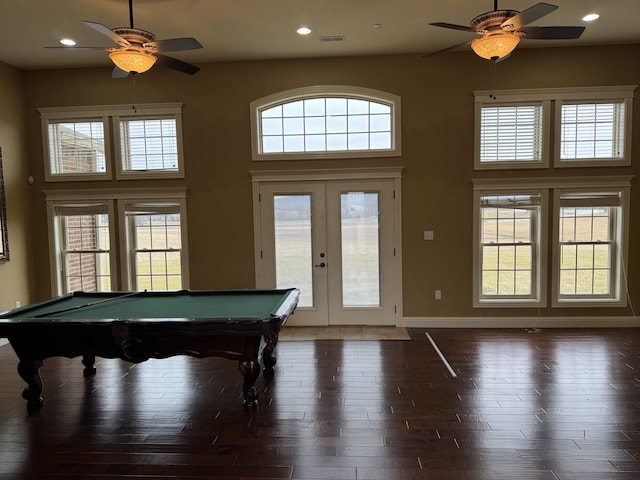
left=320, top=35, right=345, bottom=42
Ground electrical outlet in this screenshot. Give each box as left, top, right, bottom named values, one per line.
left=15, top=300, right=21, bottom=308
left=435, top=290, right=441, bottom=300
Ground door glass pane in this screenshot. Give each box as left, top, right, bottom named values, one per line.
left=341, top=192, right=380, bottom=307
left=274, top=195, right=313, bottom=307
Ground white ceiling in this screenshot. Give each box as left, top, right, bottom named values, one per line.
left=1, top=0, right=638, bottom=71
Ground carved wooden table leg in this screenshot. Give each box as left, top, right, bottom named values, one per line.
left=238, top=359, right=261, bottom=408
left=17, top=359, right=44, bottom=411
left=82, top=354, right=97, bottom=377
left=262, top=332, right=279, bottom=376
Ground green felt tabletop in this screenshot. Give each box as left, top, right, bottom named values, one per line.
left=1, top=289, right=298, bottom=321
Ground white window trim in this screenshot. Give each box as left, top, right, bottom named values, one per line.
left=45, top=198, right=118, bottom=296
left=473, top=92, right=551, bottom=170
left=39, top=115, right=112, bottom=182
left=44, top=187, right=189, bottom=296
left=474, top=86, right=636, bottom=170
left=473, top=175, right=633, bottom=309
left=117, top=195, right=190, bottom=290
left=113, top=105, right=185, bottom=180
left=472, top=179, right=548, bottom=308
left=250, top=85, right=402, bottom=161
left=553, top=86, right=635, bottom=167
left=551, top=178, right=632, bottom=307
left=39, top=103, right=185, bottom=181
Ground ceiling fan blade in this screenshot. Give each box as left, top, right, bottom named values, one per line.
left=112, top=66, right=129, bottom=78
left=83, top=21, right=131, bottom=46
left=519, top=25, right=585, bottom=40
left=155, top=53, right=200, bottom=75
left=429, top=22, right=476, bottom=33
left=422, top=40, right=471, bottom=58
left=148, top=37, right=202, bottom=52
left=501, top=2, right=558, bottom=31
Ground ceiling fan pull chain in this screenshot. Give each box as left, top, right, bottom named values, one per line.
left=131, top=74, right=138, bottom=113
left=489, top=60, right=497, bottom=100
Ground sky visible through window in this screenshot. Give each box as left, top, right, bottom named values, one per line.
left=261, top=97, right=392, bottom=153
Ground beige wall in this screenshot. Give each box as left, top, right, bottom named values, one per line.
left=0, top=62, right=30, bottom=313
left=17, top=44, right=640, bottom=322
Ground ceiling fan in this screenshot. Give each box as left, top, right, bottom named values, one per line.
left=426, top=1, right=585, bottom=61
left=45, top=0, right=202, bottom=77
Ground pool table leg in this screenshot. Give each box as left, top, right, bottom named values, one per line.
left=82, top=354, right=97, bottom=377
left=17, top=358, right=44, bottom=411
left=262, top=332, right=279, bottom=376
left=238, top=359, right=261, bottom=408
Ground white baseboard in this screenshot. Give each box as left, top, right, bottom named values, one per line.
left=402, top=316, right=640, bottom=329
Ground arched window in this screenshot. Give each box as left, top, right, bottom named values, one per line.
left=250, top=86, right=401, bottom=161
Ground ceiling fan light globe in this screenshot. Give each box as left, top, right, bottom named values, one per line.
left=109, top=50, right=157, bottom=74
left=471, top=33, right=520, bottom=60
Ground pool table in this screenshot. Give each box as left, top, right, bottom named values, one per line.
left=0, top=288, right=299, bottom=410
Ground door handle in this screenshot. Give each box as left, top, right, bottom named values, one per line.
left=314, top=262, right=326, bottom=268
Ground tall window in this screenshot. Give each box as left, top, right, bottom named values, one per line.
left=51, top=203, right=113, bottom=293
left=250, top=86, right=401, bottom=160
left=473, top=178, right=631, bottom=308
left=46, top=190, right=189, bottom=295
left=474, top=189, right=545, bottom=306
left=123, top=202, right=184, bottom=291
left=554, top=188, right=628, bottom=306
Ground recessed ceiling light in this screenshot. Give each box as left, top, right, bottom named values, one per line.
left=296, top=27, right=312, bottom=35
left=60, top=38, right=76, bottom=46
left=582, top=13, right=600, bottom=22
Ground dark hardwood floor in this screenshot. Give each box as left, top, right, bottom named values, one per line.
left=1, top=328, right=640, bottom=479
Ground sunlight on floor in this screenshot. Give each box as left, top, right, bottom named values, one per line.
left=278, top=326, right=411, bottom=340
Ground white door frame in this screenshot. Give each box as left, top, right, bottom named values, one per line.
left=251, top=167, right=403, bottom=326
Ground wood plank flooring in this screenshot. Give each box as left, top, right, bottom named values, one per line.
left=1, top=328, right=639, bottom=479
left=279, top=326, right=411, bottom=341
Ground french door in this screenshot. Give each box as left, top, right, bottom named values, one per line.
left=253, top=172, right=401, bottom=326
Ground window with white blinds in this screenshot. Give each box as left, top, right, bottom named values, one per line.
left=39, top=104, right=184, bottom=181
left=478, top=104, right=545, bottom=165
left=250, top=86, right=401, bottom=160
left=116, top=115, right=183, bottom=178
left=559, top=101, right=626, bottom=163
left=474, top=86, right=635, bottom=170
left=45, top=120, right=108, bottom=179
